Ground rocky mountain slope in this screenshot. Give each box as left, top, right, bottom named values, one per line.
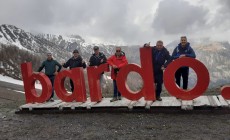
left=1, top=24, right=230, bottom=88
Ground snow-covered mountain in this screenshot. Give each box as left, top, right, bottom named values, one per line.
left=0, top=24, right=70, bottom=61
left=36, top=33, right=117, bottom=61
left=0, top=24, right=130, bottom=80
left=0, top=24, right=116, bottom=62
left=0, top=24, right=230, bottom=88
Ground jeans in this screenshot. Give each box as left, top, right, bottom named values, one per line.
left=70, top=79, right=74, bottom=92
left=113, top=80, right=121, bottom=97
left=47, top=75, right=55, bottom=99
left=154, top=73, right=163, bottom=97
left=175, top=67, right=189, bottom=90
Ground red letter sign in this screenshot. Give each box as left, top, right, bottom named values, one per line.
left=116, top=47, right=156, bottom=101
left=221, top=85, right=230, bottom=99
left=54, top=68, right=87, bottom=102
left=21, top=62, right=52, bottom=103
left=164, top=57, right=210, bottom=100
left=87, top=63, right=109, bottom=102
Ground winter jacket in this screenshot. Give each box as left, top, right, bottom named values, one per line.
left=89, top=52, right=107, bottom=66
left=63, top=56, right=86, bottom=69
left=38, top=59, right=62, bottom=76
left=172, top=43, right=196, bottom=59
left=152, top=46, right=172, bottom=75
left=107, top=52, right=128, bottom=80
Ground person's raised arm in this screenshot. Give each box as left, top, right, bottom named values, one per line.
left=172, top=47, right=180, bottom=59
left=101, top=53, right=107, bottom=64
left=62, top=59, right=70, bottom=68
left=164, top=50, right=172, bottom=68
left=186, top=47, right=196, bottom=58
left=37, top=61, right=45, bottom=72
left=89, top=56, right=94, bottom=66
left=56, top=60, right=62, bottom=72
left=107, top=56, right=114, bottom=66
left=118, top=56, right=128, bottom=68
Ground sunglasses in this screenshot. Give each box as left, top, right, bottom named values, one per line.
left=116, top=50, right=121, bottom=52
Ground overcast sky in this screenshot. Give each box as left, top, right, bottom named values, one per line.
left=0, top=0, right=230, bottom=45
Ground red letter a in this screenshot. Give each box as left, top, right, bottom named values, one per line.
left=87, top=63, right=109, bottom=102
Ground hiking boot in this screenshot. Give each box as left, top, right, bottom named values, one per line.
left=46, top=98, right=54, bottom=102
left=110, top=97, right=118, bottom=102
left=156, top=96, right=162, bottom=101
left=118, top=96, right=122, bottom=100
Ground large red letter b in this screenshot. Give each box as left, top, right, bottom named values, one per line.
left=21, top=62, right=52, bottom=103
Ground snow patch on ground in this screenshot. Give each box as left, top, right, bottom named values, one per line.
left=0, top=74, right=42, bottom=89
left=7, top=88, right=25, bottom=94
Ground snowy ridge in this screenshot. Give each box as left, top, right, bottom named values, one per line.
left=1, top=24, right=230, bottom=88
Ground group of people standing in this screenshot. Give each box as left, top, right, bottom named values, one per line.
left=144, top=36, right=196, bottom=101
left=37, top=36, right=196, bottom=102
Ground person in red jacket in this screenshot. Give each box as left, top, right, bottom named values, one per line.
left=107, top=47, right=128, bottom=102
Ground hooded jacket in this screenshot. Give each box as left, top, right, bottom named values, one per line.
left=89, top=52, right=107, bottom=66
left=152, top=46, right=172, bottom=75
left=172, top=43, right=196, bottom=59
left=63, top=56, right=86, bottom=69
left=107, top=52, right=128, bottom=80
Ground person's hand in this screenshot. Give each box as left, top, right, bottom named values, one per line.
left=82, top=60, right=85, bottom=63
left=161, top=66, right=165, bottom=70
left=61, top=62, right=65, bottom=66
left=112, top=65, right=118, bottom=68
left=54, top=72, right=58, bottom=75
left=94, top=66, right=98, bottom=68
left=179, top=54, right=186, bottom=58
left=100, top=59, right=104, bottom=63
left=144, top=42, right=151, bottom=47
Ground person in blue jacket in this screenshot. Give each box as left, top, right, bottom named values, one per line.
left=144, top=40, right=172, bottom=101
left=172, top=36, right=196, bottom=90
left=37, top=52, right=62, bottom=101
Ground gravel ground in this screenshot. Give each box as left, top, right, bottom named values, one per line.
left=0, top=85, right=230, bottom=140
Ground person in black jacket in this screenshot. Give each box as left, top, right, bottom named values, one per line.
left=62, top=49, right=86, bottom=92
left=144, top=40, right=172, bottom=101
left=89, top=46, right=107, bottom=89
left=89, top=46, right=107, bottom=66
left=37, top=52, right=62, bottom=101
left=172, top=36, right=196, bottom=90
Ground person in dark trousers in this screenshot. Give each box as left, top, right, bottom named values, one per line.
left=62, top=49, right=86, bottom=92
left=172, top=36, right=196, bottom=90
left=107, top=47, right=128, bottom=102
left=37, top=52, right=62, bottom=102
left=144, top=41, right=172, bottom=101
left=89, top=46, right=107, bottom=89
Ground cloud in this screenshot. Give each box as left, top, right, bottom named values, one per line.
left=0, top=0, right=230, bottom=45
left=152, top=0, right=208, bottom=35
left=0, top=0, right=160, bottom=45
left=219, top=0, right=230, bottom=10
left=214, top=0, right=230, bottom=23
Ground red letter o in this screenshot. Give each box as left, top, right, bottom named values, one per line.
left=164, top=57, right=210, bottom=100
